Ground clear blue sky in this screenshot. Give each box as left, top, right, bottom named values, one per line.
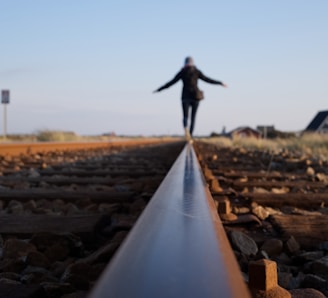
left=1, top=1, right=327, bottom=136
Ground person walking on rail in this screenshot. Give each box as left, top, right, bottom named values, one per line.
left=153, top=56, right=227, bottom=141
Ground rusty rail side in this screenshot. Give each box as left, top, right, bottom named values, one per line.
left=89, top=143, right=250, bottom=298
left=0, top=138, right=177, bottom=156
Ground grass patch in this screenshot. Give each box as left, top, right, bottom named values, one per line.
left=0, top=130, right=109, bottom=143
left=201, top=134, right=328, bottom=160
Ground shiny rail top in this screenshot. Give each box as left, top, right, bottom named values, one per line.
left=89, top=143, right=250, bottom=298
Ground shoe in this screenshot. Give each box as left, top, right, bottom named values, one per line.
left=184, top=127, right=191, bottom=141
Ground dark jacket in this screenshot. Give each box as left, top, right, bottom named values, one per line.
left=157, top=66, right=223, bottom=100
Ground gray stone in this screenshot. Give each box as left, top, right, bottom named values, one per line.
left=62, top=291, right=88, bottom=298
left=0, top=272, right=21, bottom=281
left=257, top=250, right=270, bottom=260
left=297, top=251, right=324, bottom=262
left=32, top=208, right=55, bottom=215
left=41, top=282, right=75, bottom=297
left=261, top=239, right=283, bottom=257
left=61, top=273, right=90, bottom=291
left=301, top=274, right=327, bottom=293
left=98, top=203, right=118, bottom=213
left=114, top=184, right=130, bottom=192
left=44, top=242, right=70, bottom=262
left=278, top=272, right=293, bottom=289
left=35, top=199, right=52, bottom=209
left=0, top=283, right=45, bottom=298
left=65, top=203, right=81, bottom=215
left=26, top=251, right=51, bottom=268
left=318, top=241, right=328, bottom=251
left=21, top=266, right=58, bottom=284
left=289, top=288, right=326, bottom=298
left=30, top=232, right=84, bottom=260
left=3, top=239, right=37, bottom=259
left=61, top=262, right=91, bottom=280
left=273, top=253, right=292, bottom=265
left=84, top=204, right=98, bottom=212
left=311, top=255, right=328, bottom=275
left=0, top=278, right=21, bottom=285
left=77, top=241, right=121, bottom=265
left=52, top=199, right=66, bottom=213
left=87, top=262, right=107, bottom=281
left=27, top=169, right=40, bottom=178
left=229, top=230, right=258, bottom=256
left=50, top=258, right=75, bottom=278
left=285, top=236, right=300, bottom=254
left=23, top=200, right=37, bottom=212
left=7, top=200, right=24, bottom=214
left=0, top=258, right=26, bottom=273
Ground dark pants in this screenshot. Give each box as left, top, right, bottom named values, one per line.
left=182, top=99, right=199, bottom=136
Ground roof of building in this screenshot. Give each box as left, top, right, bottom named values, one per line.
left=305, top=110, right=328, bottom=131
left=229, top=126, right=261, bottom=134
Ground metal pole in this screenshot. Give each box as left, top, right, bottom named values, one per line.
left=3, top=104, right=7, bottom=139
left=1, top=90, right=10, bottom=140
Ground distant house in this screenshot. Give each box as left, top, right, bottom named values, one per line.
left=304, top=111, right=328, bottom=134
left=257, top=125, right=275, bottom=138
left=228, top=126, right=262, bottom=139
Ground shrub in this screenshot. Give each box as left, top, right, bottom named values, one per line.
left=35, top=130, right=80, bottom=142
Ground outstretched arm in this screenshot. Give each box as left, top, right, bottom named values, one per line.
left=198, top=70, right=227, bottom=87
left=153, top=71, right=182, bottom=93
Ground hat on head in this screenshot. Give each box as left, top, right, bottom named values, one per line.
left=184, top=56, right=194, bottom=66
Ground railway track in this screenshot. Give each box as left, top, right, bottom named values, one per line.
left=0, top=139, right=327, bottom=297
left=0, top=139, right=184, bottom=297
left=195, top=142, right=328, bottom=297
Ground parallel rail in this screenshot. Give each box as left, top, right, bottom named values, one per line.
left=0, top=138, right=175, bottom=156
left=90, top=143, right=250, bottom=298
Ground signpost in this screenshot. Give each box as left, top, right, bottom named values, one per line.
left=1, top=90, right=10, bottom=139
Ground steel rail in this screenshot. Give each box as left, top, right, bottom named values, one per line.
left=89, top=143, right=251, bottom=298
